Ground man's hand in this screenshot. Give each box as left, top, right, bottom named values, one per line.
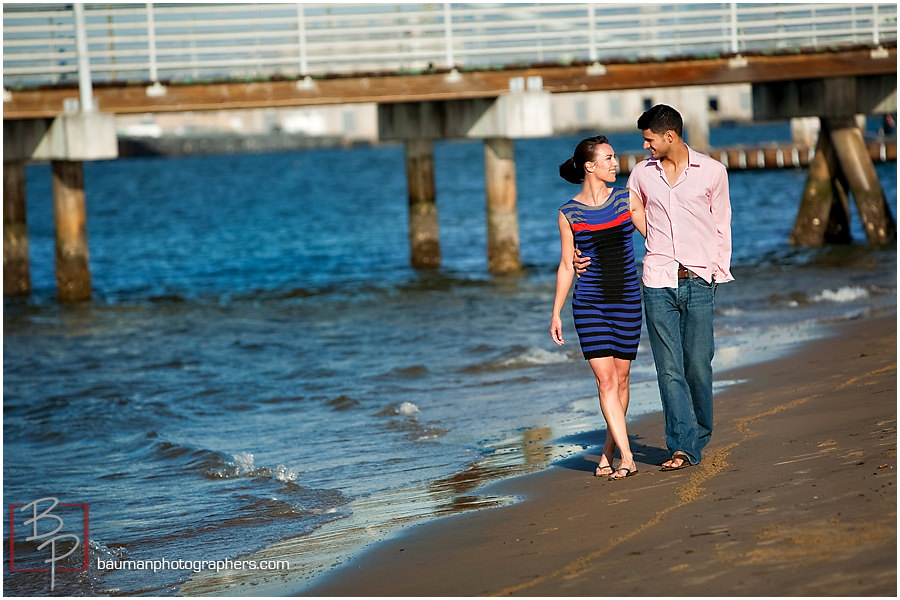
left=573, top=248, right=591, bottom=276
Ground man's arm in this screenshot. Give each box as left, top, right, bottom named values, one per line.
left=711, top=164, right=734, bottom=282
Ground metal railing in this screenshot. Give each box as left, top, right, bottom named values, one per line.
left=3, top=3, right=897, bottom=88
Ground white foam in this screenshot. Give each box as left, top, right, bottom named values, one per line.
left=499, top=347, right=570, bottom=368
left=813, top=286, right=869, bottom=303
left=716, top=345, right=741, bottom=360
left=398, top=401, right=419, bottom=416
left=272, top=464, right=300, bottom=483
left=232, top=450, right=256, bottom=473
left=222, top=451, right=300, bottom=482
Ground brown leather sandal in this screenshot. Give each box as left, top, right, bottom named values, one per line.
left=660, top=451, right=692, bottom=471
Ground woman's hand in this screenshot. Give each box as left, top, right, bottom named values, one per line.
left=550, top=315, right=565, bottom=346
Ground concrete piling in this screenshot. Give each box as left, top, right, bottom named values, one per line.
left=4, top=160, right=32, bottom=296
left=51, top=160, right=92, bottom=303
left=681, top=88, right=710, bottom=152
left=483, top=137, right=521, bottom=274
left=404, top=139, right=441, bottom=269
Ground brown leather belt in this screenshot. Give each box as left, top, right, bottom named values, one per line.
left=677, top=264, right=696, bottom=279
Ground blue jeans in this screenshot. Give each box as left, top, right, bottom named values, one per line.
left=643, top=277, right=717, bottom=465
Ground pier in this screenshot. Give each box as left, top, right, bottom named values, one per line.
left=3, top=3, right=897, bottom=301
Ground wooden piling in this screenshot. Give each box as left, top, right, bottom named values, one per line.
left=4, top=160, right=32, bottom=296
left=483, top=137, right=521, bottom=273
left=404, top=139, right=441, bottom=269
left=825, top=117, right=896, bottom=245
left=790, top=132, right=851, bottom=246
left=51, top=160, right=92, bottom=302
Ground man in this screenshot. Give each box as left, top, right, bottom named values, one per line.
left=577, top=104, right=733, bottom=470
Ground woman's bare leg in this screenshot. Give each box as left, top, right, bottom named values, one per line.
left=589, top=357, right=635, bottom=478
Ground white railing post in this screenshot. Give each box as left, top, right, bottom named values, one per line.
left=297, top=3, right=309, bottom=75
left=873, top=3, right=880, bottom=46
left=730, top=3, right=739, bottom=54
left=145, top=3, right=165, bottom=95
left=443, top=3, right=455, bottom=68
left=296, top=3, right=315, bottom=89
left=443, top=3, right=461, bottom=81
left=811, top=7, right=818, bottom=47
left=73, top=3, right=95, bottom=112
left=147, top=3, right=158, bottom=82
left=586, top=4, right=605, bottom=75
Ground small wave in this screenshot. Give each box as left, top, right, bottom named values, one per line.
left=207, top=451, right=301, bottom=482
left=260, top=395, right=305, bottom=405
left=143, top=358, right=201, bottom=371
left=376, top=401, right=420, bottom=417
left=148, top=294, right=186, bottom=303
left=376, top=365, right=430, bottom=380
left=813, top=286, right=870, bottom=303
left=499, top=348, right=571, bottom=367
left=373, top=401, right=446, bottom=440
left=716, top=345, right=741, bottom=362
left=152, top=439, right=224, bottom=471
left=326, top=395, right=361, bottom=411
left=91, top=539, right=129, bottom=566
left=461, top=346, right=571, bottom=373
left=150, top=439, right=304, bottom=484
left=384, top=418, right=448, bottom=441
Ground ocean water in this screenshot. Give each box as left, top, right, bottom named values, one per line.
left=3, top=123, right=896, bottom=596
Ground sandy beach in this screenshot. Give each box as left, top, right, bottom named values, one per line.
left=303, top=311, right=897, bottom=597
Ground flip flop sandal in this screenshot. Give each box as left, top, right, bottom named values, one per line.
left=595, top=464, right=615, bottom=477
left=608, top=466, right=638, bottom=480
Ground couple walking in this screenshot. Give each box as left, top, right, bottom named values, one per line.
left=550, top=104, right=734, bottom=480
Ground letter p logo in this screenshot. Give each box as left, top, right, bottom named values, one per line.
left=10, top=497, right=89, bottom=592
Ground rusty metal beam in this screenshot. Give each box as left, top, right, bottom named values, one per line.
left=3, top=46, right=896, bottom=120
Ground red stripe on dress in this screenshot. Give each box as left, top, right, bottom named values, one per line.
left=571, top=212, right=630, bottom=231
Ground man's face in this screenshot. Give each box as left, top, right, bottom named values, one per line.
left=642, top=129, right=671, bottom=159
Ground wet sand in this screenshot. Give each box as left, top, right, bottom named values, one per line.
left=303, top=312, right=897, bottom=596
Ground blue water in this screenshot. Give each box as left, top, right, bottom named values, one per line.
left=4, top=123, right=896, bottom=595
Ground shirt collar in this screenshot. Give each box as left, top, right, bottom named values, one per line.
left=645, top=144, right=702, bottom=170
left=685, top=145, right=702, bottom=168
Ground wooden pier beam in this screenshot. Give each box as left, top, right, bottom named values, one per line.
left=4, top=160, right=32, bottom=296
left=51, top=160, right=92, bottom=303
left=790, top=131, right=851, bottom=246
left=484, top=138, right=521, bottom=273
left=404, top=139, right=441, bottom=269
left=825, top=116, right=896, bottom=245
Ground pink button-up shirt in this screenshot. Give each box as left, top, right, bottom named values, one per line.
left=627, top=146, right=734, bottom=288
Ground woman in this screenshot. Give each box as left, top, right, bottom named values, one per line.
left=550, top=135, right=646, bottom=480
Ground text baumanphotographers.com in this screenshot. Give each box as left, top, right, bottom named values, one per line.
left=96, top=557, right=290, bottom=573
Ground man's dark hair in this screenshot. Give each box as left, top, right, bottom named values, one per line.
left=637, top=104, right=683, bottom=138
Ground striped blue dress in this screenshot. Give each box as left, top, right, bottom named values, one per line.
left=560, top=188, right=642, bottom=361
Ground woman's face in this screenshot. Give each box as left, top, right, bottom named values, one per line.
left=588, top=143, right=618, bottom=183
